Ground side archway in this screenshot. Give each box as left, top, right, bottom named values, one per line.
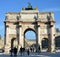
left=11, top=38, right=18, bottom=49
left=42, top=38, right=48, bottom=49
left=55, top=36, right=60, bottom=49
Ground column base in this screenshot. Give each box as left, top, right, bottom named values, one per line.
left=47, top=48, right=56, bottom=53
left=4, top=45, right=10, bottom=54
left=18, top=45, right=21, bottom=52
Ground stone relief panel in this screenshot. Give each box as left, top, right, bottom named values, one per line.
left=40, top=25, right=48, bottom=34
left=6, top=13, right=19, bottom=20
left=8, top=26, right=16, bottom=34
left=38, top=13, right=54, bottom=21
left=21, top=13, right=37, bottom=20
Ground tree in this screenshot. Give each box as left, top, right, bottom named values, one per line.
left=56, top=28, right=60, bottom=32
left=0, top=35, right=1, bottom=39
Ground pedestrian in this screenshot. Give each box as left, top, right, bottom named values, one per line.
left=30, top=47, right=32, bottom=52
left=19, top=47, right=23, bottom=56
left=10, top=48, right=13, bottom=56
left=27, top=49, right=30, bottom=55
left=13, top=47, right=18, bottom=56
left=38, top=46, right=40, bottom=52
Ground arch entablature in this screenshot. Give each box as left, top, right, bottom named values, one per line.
left=22, top=25, right=36, bottom=35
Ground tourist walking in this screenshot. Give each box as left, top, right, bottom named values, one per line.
left=19, top=47, right=23, bottom=56
left=10, top=48, right=13, bottom=56
left=13, top=47, right=18, bottom=56
left=27, top=49, right=30, bottom=55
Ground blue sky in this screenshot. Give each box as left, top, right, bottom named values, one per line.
left=25, top=31, right=36, bottom=39
left=0, top=0, right=60, bottom=38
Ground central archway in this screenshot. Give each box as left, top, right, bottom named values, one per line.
left=24, top=28, right=36, bottom=48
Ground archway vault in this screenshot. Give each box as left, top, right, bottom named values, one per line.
left=24, top=28, right=36, bottom=37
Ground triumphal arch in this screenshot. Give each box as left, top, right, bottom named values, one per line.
left=4, top=4, right=55, bottom=53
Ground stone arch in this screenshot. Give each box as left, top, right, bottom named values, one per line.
left=42, top=38, right=48, bottom=49
left=24, top=28, right=36, bottom=36
left=4, top=7, right=56, bottom=53
left=24, top=28, right=36, bottom=48
left=55, top=36, right=60, bottom=49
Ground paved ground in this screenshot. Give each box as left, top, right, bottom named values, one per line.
left=0, top=52, right=60, bottom=57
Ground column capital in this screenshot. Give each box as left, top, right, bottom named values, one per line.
left=16, top=25, right=22, bottom=28
left=19, top=25, right=22, bottom=27
left=34, top=25, right=40, bottom=28
left=38, top=25, right=40, bottom=27
left=49, top=25, right=53, bottom=28
left=6, top=25, right=9, bottom=27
